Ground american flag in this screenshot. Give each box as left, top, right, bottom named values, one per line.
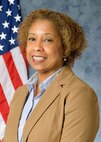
left=0, top=0, right=28, bottom=139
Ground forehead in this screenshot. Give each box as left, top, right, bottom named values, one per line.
left=28, top=19, right=62, bottom=43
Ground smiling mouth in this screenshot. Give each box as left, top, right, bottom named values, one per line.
left=32, top=56, right=46, bottom=61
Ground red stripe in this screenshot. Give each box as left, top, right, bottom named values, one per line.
left=0, top=84, right=9, bottom=123
left=3, top=51, right=23, bottom=90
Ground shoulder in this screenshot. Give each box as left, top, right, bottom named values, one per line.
left=59, top=66, right=97, bottom=102
left=15, top=85, right=28, bottom=94
left=10, top=85, right=28, bottom=105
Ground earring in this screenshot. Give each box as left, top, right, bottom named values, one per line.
left=64, top=58, right=67, bottom=61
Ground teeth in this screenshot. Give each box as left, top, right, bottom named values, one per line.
left=33, top=56, right=45, bottom=61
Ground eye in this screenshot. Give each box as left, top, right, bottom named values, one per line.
left=44, top=38, right=53, bottom=43
left=28, top=37, right=35, bottom=41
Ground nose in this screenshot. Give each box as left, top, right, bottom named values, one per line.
left=34, top=40, right=44, bottom=52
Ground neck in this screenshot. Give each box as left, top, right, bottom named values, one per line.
left=37, top=67, right=63, bottom=83
left=37, top=72, right=52, bottom=83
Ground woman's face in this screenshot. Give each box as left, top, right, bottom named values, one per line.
left=26, top=19, right=64, bottom=76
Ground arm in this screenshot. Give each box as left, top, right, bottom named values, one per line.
left=60, top=86, right=99, bottom=142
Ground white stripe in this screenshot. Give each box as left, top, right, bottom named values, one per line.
left=11, top=47, right=27, bottom=84
left=0, top=56, right=15, bottom=104
left=0, top=114, right=6, bottom=139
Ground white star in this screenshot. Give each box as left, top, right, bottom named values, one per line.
left=0, top=32, right=7, bottom=40
left=2, top=21, right=9, bottom=28
left=0, top=44, right=4, bottom=51
left=6, top=9, right=12, bottom=17
left=12, top=26, right=18, bottom=33
left=8, top=0, right=14, bottom=5
left=14, top=14, right=21, bottom=22
left=0, top=6, right=3, bottom=12
left=9, top=37, right=15, bottom=45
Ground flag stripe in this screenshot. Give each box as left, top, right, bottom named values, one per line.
left=11, top=47, right=27, bottom=84
left=3, top=50, right=23, bottom=90
left=0, top=84, right=9, bottom=123
left=0, top=114, right=6, bottom=139
left=0, top=56, right=15, bottom=104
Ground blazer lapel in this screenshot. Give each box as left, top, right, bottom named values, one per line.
left=23, top=78, right=62, bottom=142
left=13, top=85, right=29, bottom=141
left=16, top=86, right=29, bottom=119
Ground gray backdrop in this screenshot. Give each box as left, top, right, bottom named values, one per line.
left=20, top=0, right=101, bottom=141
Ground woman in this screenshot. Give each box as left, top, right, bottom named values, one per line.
left=3, top=9, right=99, bottom=142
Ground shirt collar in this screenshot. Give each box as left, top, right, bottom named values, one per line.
left=26, top=67, right=64, bottom=92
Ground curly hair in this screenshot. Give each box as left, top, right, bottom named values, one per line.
left=18, top=9, right=87, bottom=66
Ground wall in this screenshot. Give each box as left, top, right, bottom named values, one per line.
left=20, top=0, right=101, bottom=141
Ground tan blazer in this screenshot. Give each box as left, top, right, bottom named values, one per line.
left=3, top=66, right=99, bottom=142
